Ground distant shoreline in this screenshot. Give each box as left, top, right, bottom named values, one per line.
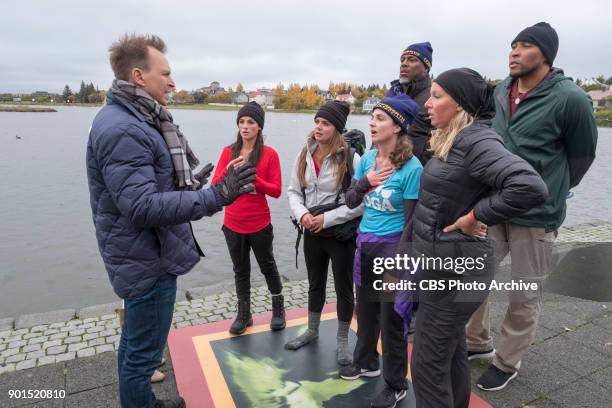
left=0, top=101, right=368, bottom=116
left=0, top=105, right=56, bottom=112
left=2, top=102, right=609, bottom=126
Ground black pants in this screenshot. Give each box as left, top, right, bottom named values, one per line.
left=411, top=300, right=483, bottom=408
left=222, top=224, right=282, bottom=301
left=353, top=284, right=408, bottom=391
left=303, top=231, right=355, bottom=322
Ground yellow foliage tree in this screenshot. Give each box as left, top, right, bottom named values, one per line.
left=285, top=83, right=302, bottom=110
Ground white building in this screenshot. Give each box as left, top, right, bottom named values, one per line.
left=362, top=97, right=381, bottom=112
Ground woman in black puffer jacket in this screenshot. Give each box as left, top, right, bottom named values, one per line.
left=410, top=68, right=548, bottom=408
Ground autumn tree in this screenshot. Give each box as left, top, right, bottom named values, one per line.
left=274, top=83, right=286, bottom=108
left=285, top=83, right=303, bottom=110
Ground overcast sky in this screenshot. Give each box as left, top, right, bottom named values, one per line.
left=1, top=0, right=610, bottom=94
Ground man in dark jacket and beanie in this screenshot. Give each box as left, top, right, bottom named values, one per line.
left=386, top=42, right=434, bottom=164
left=466, top=22, right=598, bottom=392
left=86, top=34, right=255, bottom=408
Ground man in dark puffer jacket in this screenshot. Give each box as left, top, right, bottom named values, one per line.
left=386, top=42, right=434, bottom=164
left=86, top=34, right=255, bottom=408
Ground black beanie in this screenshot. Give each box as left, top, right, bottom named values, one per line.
left=237, top=101, right=265, bottom=129
left=315, top=101, right=350, bottom=133
left=434, top=68, right=496, bottom=120
left=512, top=22, right=559, bottom=66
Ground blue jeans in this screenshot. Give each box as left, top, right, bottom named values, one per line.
left=118, top=278, right=176, bottom=408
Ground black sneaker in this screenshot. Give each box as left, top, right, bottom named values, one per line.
left=154, top=397, right=186, bottom=408
left=371, top=384, right=407, bottom=408
left=339, top=363, right=381, bottom=380
left=467, top=348, right=495, bottom=361
left=477, top=365, right=518, bottom=391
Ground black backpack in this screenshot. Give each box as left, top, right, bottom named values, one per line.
left=343, top=129, right=367, bottom=156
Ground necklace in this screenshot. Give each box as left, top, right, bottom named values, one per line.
left=514, top=97, right=521, bottom=105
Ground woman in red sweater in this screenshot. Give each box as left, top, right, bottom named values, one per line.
left=211, top=101, right=285, bottom=335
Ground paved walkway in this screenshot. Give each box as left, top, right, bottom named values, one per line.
left=1, top=222, right=611, bottom=407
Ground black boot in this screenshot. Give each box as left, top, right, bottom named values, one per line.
left=270, top=294, right=286, bottom=331
left=154, top=397, right=186, bottom=408
left=229, top=300, right=252, bottom=335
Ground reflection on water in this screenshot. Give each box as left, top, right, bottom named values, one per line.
left=0, top=106, right=609, bottom=317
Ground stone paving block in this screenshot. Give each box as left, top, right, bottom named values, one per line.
left=5, top=354, right=26, bottom=363
left=68, top=342, right=88, bottom=352
left=99, top=329, right=116, bottom=337
left=43, top=328, right=59, bottom=336
left=37, top=355, right=56, bottom=366
left=548, top=377, right=612, bottom=407
left=55, top=351, right=76, bottom=362
left=64, top=336, right=82, bottom=344
left=42, top=339, right=62, bottom=350
left=15, top=358, right=36, bottom=370
left=68, top=329, right=85, bottom=336
left=86, top=326, right=104, bottom=334
left=588, top=365, right=612, bottom=391
left=190, top=318, right=208, bottom=326
left=8, top=339, right=27, bottom=349
left=0, top=363, right=15, bottom=375
left=15, top=309, right=75, bottom=329
left=21, top=344, right=41, bottom=353
left=6, top=335, right=22, bottom=343
left=46, top=345, right=67, bottom=355
left=1, top=347, right=19, bottom=358
left=77, top=348, right=95, bottom=358
left=88, top=338, right=106, bottom=347
left=23, top=332, right=41, bottom=340
left=519, top=349, right=581, bottom=395
left=83, top=333, right=98, bottom=341
left=530, top=332, right=610, bottom=377
left=48, top=322, right=66, bottom=329
left=563, top=322, right=612, bottom=357
left=28, top=336, right=48, bottom=345
left=48, top=332, right=68, bottom=341
left=106, top=335, right=120, bottom=344
left=0, top=330, right=10, bottom=340
left=26, top=350, right=45, bottom=360
left=0, top=344, right=6, bottom=352
left=96, top=345, right=114, bottom=354
left=66, top=352, right=118, bottom=394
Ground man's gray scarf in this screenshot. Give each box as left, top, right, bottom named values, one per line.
left=109, top=80, right=200, bottom=189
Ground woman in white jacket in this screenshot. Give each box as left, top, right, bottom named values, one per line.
left=285, top=101, right=363, bottom=366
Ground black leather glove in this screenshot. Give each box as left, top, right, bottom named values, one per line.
left=194, top=163, right=214, bottom=189
left=215, top=163, right=256, bottom=206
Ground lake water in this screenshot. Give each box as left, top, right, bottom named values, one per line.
left=0, top=106, right=610, bottom=317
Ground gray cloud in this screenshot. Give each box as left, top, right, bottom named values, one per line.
left=1, top=0, right=610, bottom=93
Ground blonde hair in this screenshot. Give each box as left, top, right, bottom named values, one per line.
left=429, top=110, right=474, bottom=160
left=297, top=130, right=349, bottom=191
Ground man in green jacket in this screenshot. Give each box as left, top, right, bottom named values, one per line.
left=466, top=22, right=598, bottom=391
